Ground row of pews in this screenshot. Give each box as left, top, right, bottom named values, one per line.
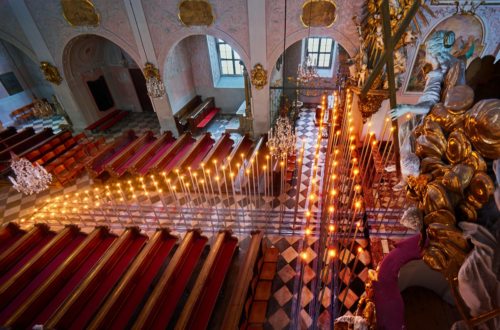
left=84, top=109, right=130, bottom=133
left=85, top=129, right=281, bottom=194
left=0, top=126, right=106, bottom=185
left=9, top=103, right=35, bottom=124
left=174, top=95, right=220, bottom=134
left=0, top=222, right=267, bottom=329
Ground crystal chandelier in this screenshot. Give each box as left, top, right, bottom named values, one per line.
left=297, top=54, right=319, bottom=85
left=33, top=98, right=54, bottom=118
left=143, top=62, right=165, bottom=98
left=267, top=97, right=296, bottom=159
left=8, top=154, right=52, bottom=195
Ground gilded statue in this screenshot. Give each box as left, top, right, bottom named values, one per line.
left=178, top=0, right=215, bottom=27
left=250, top=64, right=268, bottom=90
left=40, top=62, right=63, bottom=85
left=61, top=0, right=100, bottom=27
left=391, top=30, right=499, bottom=280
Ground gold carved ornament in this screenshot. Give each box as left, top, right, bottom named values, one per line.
left=301, top=0, right=337, bottom=28
left=61, top=0, right=100, bottom=27
left=407, top=85, right=499, bottom=278
left=250, top=64, right=268, bottom=90
left=143, top=63, right=161, bottom=80
left=350, top=86, right=389, bottom=123
left=178, top=0, right=215, bottom=27
left=40, top=62, right=63, bottom=85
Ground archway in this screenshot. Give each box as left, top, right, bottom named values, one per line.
left=164, top=34, right=249, bottom=135
left=0, top=38, right=55, bottom=127
left=269, top=35, right=350, bottom=123
left=62, top=34, right=154, bottom=127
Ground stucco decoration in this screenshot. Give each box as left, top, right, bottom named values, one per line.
left=301, top=0, right=337, bottom=28
left=407, top=14, right=484, bottom=92
left=251, top=63, right=268, bottom=90
left=61, top=0, right=100, bottom=27
left=40, top=61, right=63, bottom=85
left=178, top=0, right=215, bottom=26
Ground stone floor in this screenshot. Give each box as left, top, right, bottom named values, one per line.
left=1, top=108, right=375, bottom=329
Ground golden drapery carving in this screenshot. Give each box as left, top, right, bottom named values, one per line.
left=40, top=62, right=63, bottom=85
left=351, top=86, right=389, bottom=122
left=250, top=63, right=268, bottom=90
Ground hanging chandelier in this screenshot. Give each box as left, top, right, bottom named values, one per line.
left=268, top=0, right=297, bottom=160
left=33, top=98, right=54, bottom=118
left=297, top=54, right=319, bottom=85
left=268, top=97, right=297, bottom=159
left=143, top=62, right=165, bottom=98
left=8, top=154, right=52, bottom=195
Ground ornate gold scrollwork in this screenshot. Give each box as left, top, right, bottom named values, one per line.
left=143, top=62, right=161, bottom=80
left=40, top=62, right=63, bottom=85
left=61, top=0, right=100, bottom=27
left=351, top=86, right=389, bottom=123
left=178, top=0, right=215, bottom=27
left=301, top=0, right=337, bottom=28
left=250, top=63, right=268, bottom=90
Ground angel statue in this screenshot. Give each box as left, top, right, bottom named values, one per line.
left=389, top=30, right=464, bottom=186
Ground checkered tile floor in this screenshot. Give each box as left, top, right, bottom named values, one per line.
left=1, top=108, right=375, bottom=329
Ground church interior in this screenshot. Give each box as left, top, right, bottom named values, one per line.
left=0, top=0, right=499, bottom=329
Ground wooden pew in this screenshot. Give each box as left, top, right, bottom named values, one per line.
left=0, top=223, right=24, bottom=254
left=0, top=225, right=81, bottom=309
left=0, top=127, right=17, bottom=141
left=174, top=95, right=202, bottom=133
left=104, top=131, right=157, bottom=179
left=88, top=229, right=178, bottom=330
left=149, top=133, right=196, bottom=176
left=9, top=103, right=34, bottom=124
left=85, top=109, right=121, bottom=131
left=126, top=131, right=176, bottom=177
left=176, top=133, right=215, bottom=172
left=0, top=127, right=35, bottom=150
left=85, top=130, right=138, bottom=180
left=224, top=135, right=253, bottom=174
left=45, top=227, right=147, bottom=329
left=201, top=133, right=234, bottom=171
left=21, top=130, right=73, bottom=164
left=1, top=227, right=114, bottom=327
left=132, top=230, right=208, bottom=330
left=187, top=97, right=215, bottom=133
left=221, top=231, right=263, bottom=329
left=98, top=110, right=129, bottom=131
left=0, top=224, right=51, bottom=277
left=0, top=128, right=53, bottom=162
left=175, top=230, right=238, bottom=330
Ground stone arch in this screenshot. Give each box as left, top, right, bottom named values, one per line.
left=0, top=31, right=37, bottom=63
left=62, top=33, right=148, bottom=125
left=158, top=28, right=251, bottom=75
left=267, top=27, right=357, bottom=73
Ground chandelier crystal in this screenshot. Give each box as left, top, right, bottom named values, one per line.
left=8, top=154, right=52, bottom=195
left=33, top=98, right=54, bottom=118
left=297, top=54, right=319, bottom=85
left=143, top=62, right=166, bottom=98
left=267, top=98, right=297, bottom=159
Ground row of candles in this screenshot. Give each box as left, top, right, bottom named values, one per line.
left=24, top=140, right=313, bottom=235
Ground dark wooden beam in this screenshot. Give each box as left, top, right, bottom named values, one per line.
left=360, top=0, right=421, bottom=96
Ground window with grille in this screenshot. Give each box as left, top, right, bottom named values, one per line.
left=306, top=37, right=334, bottom=69
left=216, top=39, right=243, bottom=76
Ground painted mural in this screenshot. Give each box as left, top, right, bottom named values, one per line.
left=406, top=14, right=484, bottom=92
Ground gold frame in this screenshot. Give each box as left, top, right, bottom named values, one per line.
left=178, top=0, right=215, bottom=27
left=300, top=0, right=337, bottom=28
left=61, top=0, right=100, bottom=27
left=250, top=64, right=268, bottom=90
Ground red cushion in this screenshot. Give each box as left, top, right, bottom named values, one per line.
left=197, top=108, right=220, bottom=128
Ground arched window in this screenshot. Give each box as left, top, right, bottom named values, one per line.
left=306, top=37, right=334, bottom=69
left=216, top=39, right=243, bottom=76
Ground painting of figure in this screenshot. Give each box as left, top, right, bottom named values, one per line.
left=406, top=14, right=484, bottom=92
